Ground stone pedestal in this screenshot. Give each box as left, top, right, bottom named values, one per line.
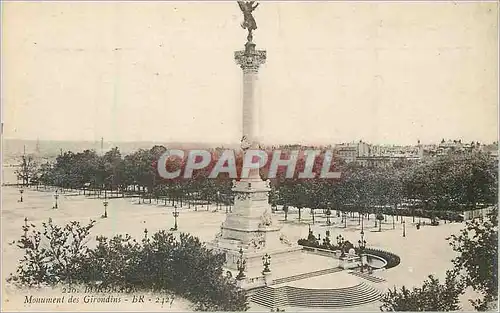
left=209, top=177, right=302, bottom=271
left=263, top=271, right=273, bottom=286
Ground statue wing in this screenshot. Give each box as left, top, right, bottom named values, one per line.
left=237, top=1, right=245, bottom=11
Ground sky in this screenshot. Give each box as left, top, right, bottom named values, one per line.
left=2, top=1, right=498, bottom=146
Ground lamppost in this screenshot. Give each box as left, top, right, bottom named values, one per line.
left=262, top=253, right=271, bottom=274
left=102, top=200, right=108, bottom=218
left=53, top=191, right=59, bottom=209
left=361, top=212, right=364, bottom=233
left=236, top=247, right=247, bottom=280
left=172, top=205, right=179, bottom=230
left=224, top=192, right=229, bottom=213
left=217, top=191, right=220, bottom=211
left=24, top=217, right=28, bottom=237
left=358, top=235, right=367, bottom=273
left=336, top=234, right=345, bottom=258
left=19, top=188, right=24, bottom=202
left=403, top=219, right=406, bottom=237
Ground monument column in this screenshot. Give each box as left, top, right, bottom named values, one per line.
left=235, top=44, right=266, bottom=179
left=209, top=1, right=301, bottom=273
left=236, top=45, right=266, bottom=149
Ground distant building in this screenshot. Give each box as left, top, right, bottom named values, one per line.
left=481, top=142, right=499, bottom=160
left=334, top=140, right=422, bottom=167
left=462, top=205, right=496, bottom=221
left=421, top=139, right=497, bottom=159
left=356, top=155, right=392, bottom=168
left=334, top=142, right=360, bottom=163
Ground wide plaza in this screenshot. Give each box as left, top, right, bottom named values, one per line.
left=1, top=185, right=477, bottom=311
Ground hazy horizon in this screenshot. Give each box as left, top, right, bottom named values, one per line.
left=3, top=136, right=497, bottom=148
left=2, top=1, right=498, bottom=146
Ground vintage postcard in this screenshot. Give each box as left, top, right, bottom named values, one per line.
left=1, top=1, right=498, bottom=312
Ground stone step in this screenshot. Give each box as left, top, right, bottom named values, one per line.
left=251, top=290, right=380, bottom=308
left=349, top=270, right=386, bottom=283
left=283, top=285, right=379, bottom=301
left=250, top=287, right=277, bottom=308
left=271, top=267, right=342, bottom=285
left=285, top=288, right=380, bottom=304
left=250, top=282, right=382, bottom=309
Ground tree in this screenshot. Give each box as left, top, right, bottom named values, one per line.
left=37, top=162, right=54, bottom=187
left=403, top=153, right=497, bottom=214
left=101, top=147, right=123, bottom=192
left=376, top=212, right=384, bottom=232
left=15, top=155, right=38, bottom=185
left=447, top=206, right=498, bottom=310
left=8, top=219, right=96, bottom=286
left=269, top=187, right=278, bottom=212
left=283, top=205, right=289, bottom=221
left=9, top=220, right=248, bottom=311
left=325, top=208, right=332, bottom=225
left=73, top=150, right=100, bottom=189
left=380, top=270, right=464, bottom=311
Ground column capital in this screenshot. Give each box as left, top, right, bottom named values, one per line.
left=235, top=47, right=267, bottom=72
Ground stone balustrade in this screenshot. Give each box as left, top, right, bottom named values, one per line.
left=238, top=275, right=267, bottom=289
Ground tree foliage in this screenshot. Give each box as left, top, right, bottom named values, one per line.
left=380, top=207, right=498, bottom=311
left=15, top=154, right=38, bottom=185
left=447, top=206, right=498, bottom=310
left=8, top=220, right=248, bottom=311
left=380, top=271, right=464, bottom=311
left=28, top=146, right=497, bottom=221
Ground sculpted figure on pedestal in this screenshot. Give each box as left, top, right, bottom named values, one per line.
left=259, top=209, right=273, bottom=227
left=248, top=233, right=266, bottom=250
left=236, top=193, right=251, bottom=201
left=215, top=229, right=223, bottom=238
left=279, top=233, right=292, bottom=246
left=237, top=1, right=259, bottom=42
left=241, top=135, right=251, bottom=151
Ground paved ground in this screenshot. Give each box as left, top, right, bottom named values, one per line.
left=1, top=186, right=478, bottom=311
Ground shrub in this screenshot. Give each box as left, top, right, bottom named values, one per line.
left=380, top=271, right=463, bottom=311
left=8, top=219, right=248, bottom=311
left=297, top=236, right=400, bottom=269
left=7, top=219, right=95, bottom=287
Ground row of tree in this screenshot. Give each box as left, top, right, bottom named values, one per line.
left=17, top=146, right=497, bottom=217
